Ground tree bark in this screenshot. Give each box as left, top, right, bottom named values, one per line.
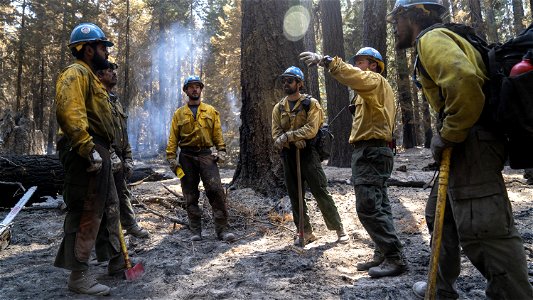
left=15, top=0, right=27, bottom=112
left=512, top=0, right=525, bottom=34
left=232, top=0, right=302, bottom=196
left=485, top=0, right=499, bottom=43
left=320, top=0, right=351, bottom=167
left=395, top=48, right=416, bottom=148
left=468, top=0, right=487, bottom=40
left=0, top=155, right=63, bottom=205
left=302, top=0, right=320, bottom=101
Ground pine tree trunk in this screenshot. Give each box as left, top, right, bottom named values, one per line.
left=320, top=0, right=351, bottom=167
left=232, top=0, right=303, bottom=196
left=512, top=0, right=525, bottom=34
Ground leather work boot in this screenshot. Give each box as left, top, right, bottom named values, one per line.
left=107, top=255, right=127, bottom=277
left=412, top=281, right=427, bottom=299
left=125, top=224, right=150, bottom=239
left=336, top=229, right=349, bottom=243
left=68, top=271, right=110, bottom=296
left=368, top=257, right=407, bottom=278
left=191, top=233, right=202, bottom=241
left=356, top=255, right=385, bottom=271
left=293, top=232, right=317, bottom=246
left=217, top=230, right=236, bottom=242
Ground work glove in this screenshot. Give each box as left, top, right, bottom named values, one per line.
left=299, top=52, right=324, bottom=67
left=274, top=133, right=289, bottom=151
left=431, top=135, right=455, bottom=164
left=294, top=140, right=306, bottom=149
left=213, top=150, right=227, bottom=163
left=86, top=148, right=103, bottom=173
left=123, top=158, right=134, bottom=179
left=110, top=151, right=122, bottom=173
left=167, top=158, right=180, bottom=174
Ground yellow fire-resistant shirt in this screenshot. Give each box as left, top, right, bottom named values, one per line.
left=327, top=57, right=396, bottom=143
left=56, top=60, right=115, bottom=158
left=271, top=94, right=324, bottom=141
left=416, top=27, right=488, bottom=143
left=166, top=101, right=226, bottom=160
left=109, top=94, right=132, bottom=160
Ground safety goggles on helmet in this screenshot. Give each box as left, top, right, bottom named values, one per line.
left=387, top=0, right=446, bottom=22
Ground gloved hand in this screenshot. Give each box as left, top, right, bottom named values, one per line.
left=123, top=158, right=134, bottom=178
left=299, top=52, right=324, bottom=67
left=86, top=148, right=103, bottom=173
left=213, top=151, right=227, bottom=163
left=274, top=133, right=289, bottom=150
left=294, top=140, right=306, bottom=149
left=431, top=135, right=455, bottom=163
left=110, top=151, right=122, bottom=173
left=167, top=158, right=180, bottom=174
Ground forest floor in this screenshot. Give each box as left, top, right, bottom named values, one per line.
left=1, top=147, right=532, bottom=299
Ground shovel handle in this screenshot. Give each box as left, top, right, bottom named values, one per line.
left=118, top=222, right=133, bottom=269
left=425, top=147, right=452, bottom=300
left=296, top=149, right=304, bottom=247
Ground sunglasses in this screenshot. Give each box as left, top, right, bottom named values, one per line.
left=281, top=78, right=296, bottom=84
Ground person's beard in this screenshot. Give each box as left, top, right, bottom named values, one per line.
left=283, top=84, right=298, bottom=95
left=92, top=51, right=110, bottom=71
left=187, top=91, right=201, bottom=100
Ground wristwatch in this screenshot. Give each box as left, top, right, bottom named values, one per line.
left=322, top=55, right=333, bottom=68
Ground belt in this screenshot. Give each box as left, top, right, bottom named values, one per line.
left=180, top=146, right=212, bottom=155
left=351, top=139, right=387, bottom=148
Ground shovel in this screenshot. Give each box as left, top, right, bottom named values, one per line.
left=296, top=148, right=305, bottom=247
left=118, top=222, right=145, bottom=280
left=425, top=148, right=452, bottom=300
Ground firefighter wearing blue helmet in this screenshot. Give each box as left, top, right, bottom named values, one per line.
left=272, top=66, right=348, bottom=246
left=387, top=0, right=532, bottom=298
left=300, top=49, right=404, bottom=277
left=167, top=75, right=235, bottom=243
left=54, top=23, right=124, bottom=296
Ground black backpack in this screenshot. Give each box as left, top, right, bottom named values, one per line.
left=414, top=23, right=533, bottom=169
left=278, top=95, right=334, bottom=161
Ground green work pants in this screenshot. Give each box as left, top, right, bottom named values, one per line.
left=425, top=125, right=532, bottom=299
left=113, top=161, right=137, bottom=230
left=351, top=140, right=403, bottom=259
left=281, top=145, right=343, bottom=234
left=54, top=138, right=121, bottom=271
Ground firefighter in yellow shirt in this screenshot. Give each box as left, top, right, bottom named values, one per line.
left=300, top=48, right=406, bottom=278
left=96, top=63, right=149, bottom=239
left=387, top=0, right=533, bottom=299
left=54, top=23, right=125, bottom=296
left=166, top=75, right=235, bottom=242
left=272, top=66, right=348, bottom=246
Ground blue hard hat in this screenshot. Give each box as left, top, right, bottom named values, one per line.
left=387, top=0, right=447, bottom=21
left=183, top=75, right=204, bottom=91
left=68, top=23, right=113, bottom=49
left=280, top=66, right=304, bottom=81
left=352, top=47, right=385, bottom=74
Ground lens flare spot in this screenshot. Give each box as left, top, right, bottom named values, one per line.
left=283, top=5, right=310, bottom=42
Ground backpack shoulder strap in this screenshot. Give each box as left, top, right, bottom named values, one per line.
left=301, top=94, right=312, bottom=113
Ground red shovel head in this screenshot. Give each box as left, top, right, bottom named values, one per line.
left=125, top=262, right=145, bottom=281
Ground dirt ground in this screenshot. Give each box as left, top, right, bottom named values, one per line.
left=1, top=147, right=532, bottom=299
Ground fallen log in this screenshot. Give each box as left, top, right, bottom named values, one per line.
left=0, top=155, right=172, bottom=207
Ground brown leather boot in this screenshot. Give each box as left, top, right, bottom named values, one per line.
left=356, top=253, right=384, bottom=271
left=68, top=271, right=110, bottom=296
left=125, top=224, right=150, bottom=239
left=368, top=257, right=408, bottom=278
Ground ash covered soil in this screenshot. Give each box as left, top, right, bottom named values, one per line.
left=1, top=147, right=532, bottom=299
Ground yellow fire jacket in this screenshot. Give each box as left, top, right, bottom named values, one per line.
left=109, top=93, right=132, bottom=160
left=166, top=101, right=226, bottom=160
left=327, top=57, right=396, bottom=143
left=271, top=94, right=324, bottom=141
left=416, top=27, right=488, bottom=143
left=56, top=60, right=115, bottom=158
